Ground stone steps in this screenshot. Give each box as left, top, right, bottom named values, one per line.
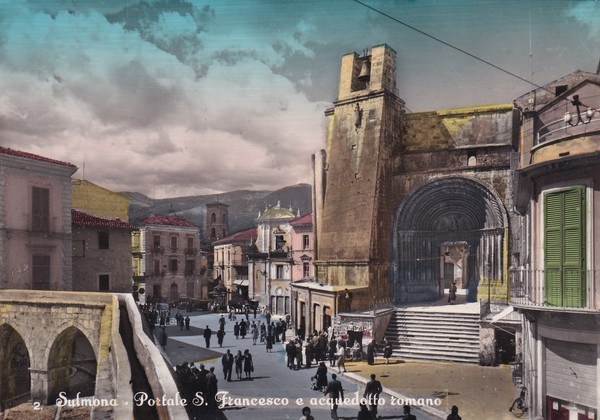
left=383, top=308, right=481, bottom=364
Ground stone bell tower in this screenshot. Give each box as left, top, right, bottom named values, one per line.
left=313, top=44, right=404, bottom=307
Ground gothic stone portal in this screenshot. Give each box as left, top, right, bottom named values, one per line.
left=393, top=177, right=507, bottom=304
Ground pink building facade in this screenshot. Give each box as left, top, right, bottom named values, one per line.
left=0, top=147, right=77, bottom=290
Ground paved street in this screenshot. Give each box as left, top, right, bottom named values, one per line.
left=160, top=311, right=440, bottom=420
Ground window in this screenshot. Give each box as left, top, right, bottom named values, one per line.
left=169, top=259, right=178, bottom=274
left=187, top=237, right=193, bottom=249
left=98, top=231, right=109, bottom=249
left=275, top=235, right=286, bottom=251
left=153, top=235, right=162, bottom=253
left=303, top=235, right=310, bottom=250
left=276, top=265, right=284, bottom=279
left=32, top=187, right=49, bottom=231
left=153, top=260, right=160, bottom=275
left=170, top=236, right=178, bottom=251
left=185, top=260, right=195, bottom=276
left=32, top=255, right=50, bottom=290
left=544, top=186, right=586, bottom=307
left=99, top=274, right=109, bottom=291
left=303, top=262, right=310, bottom=278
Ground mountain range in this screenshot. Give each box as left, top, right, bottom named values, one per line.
left=123, top=183, right=312, bottom=236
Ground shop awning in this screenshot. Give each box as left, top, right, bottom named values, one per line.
left=233, top=280, right=249, bottom=287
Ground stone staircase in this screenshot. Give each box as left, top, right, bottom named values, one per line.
left=383, top=305, right=481, bottom=364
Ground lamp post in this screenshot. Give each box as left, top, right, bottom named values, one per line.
left=564, top=94, right=596, bottom=126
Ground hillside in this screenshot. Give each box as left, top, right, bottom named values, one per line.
left=123, top=183, right=312, bottom=235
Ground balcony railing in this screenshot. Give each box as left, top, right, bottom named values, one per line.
left=184, top=247, right=198, bottom=256
left=510, top=268, right=598, bottom=311
left=536, top=115, right=600, bottom=146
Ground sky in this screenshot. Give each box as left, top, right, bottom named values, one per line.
left=1, top=0, right=599, bottom=198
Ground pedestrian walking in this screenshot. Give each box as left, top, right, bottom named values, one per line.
left=203, top=325, right=212, bottom=348
left=315, top=361, right=328, bottom=391
left=221, top=349, right=234, bottom=382
left=448, top=281, right=457, bottom=304
left=160, top=326, right=168, bottom=349
left=234, top=350, right=244, bottom=380
left=363, top=373, right=383, bottom=420
left=266, top=333, right=273, bottom=353
left=217, top=328, right=225, bottom=347
left=295, top=339, right=303, bottom=369
left=366, top=340, right=376, bottom=365
left=240, top=319, right=247, bottom=339
left=383, top=338, right=393, bottom=364
left=336, top=345, right=346, bottom=373
left=402, top=404, right=417, bottom=420
left=357, top=402, right=370, bottom=420
left=328, top=337, right=337, bottom=367
left=446, top=405, right=462, bottom=420
left=286, top=339, right=297, bottom=369
left=205, top=367, right=218, bottom=409
left=185, top=316, right=190, bottom=330
left=243, top=349, right=254, bottom=379
left=252, top=323, right=259, bottom=344
left=323, top=373, right=344, bottom=420
left=234, top=321, right=240, bottom=339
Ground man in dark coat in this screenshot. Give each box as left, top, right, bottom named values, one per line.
left=324, top=373, right=344, bottom=420
left=366, top=340, right=376, bottom=365
left=205, top=367, right=218, bottom=409
left=217, top=328, right=225, bottom=347
left=363, top=373, right=383, bottom=419
left=185, top=316, right=190, bottom=330
left=286, top=340, right=297, bottom=369
left=221, top=349, right=234, bottom=382
left=203, top=325, right=212, bottom=348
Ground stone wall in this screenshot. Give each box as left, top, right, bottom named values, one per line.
left=0, top=290, right=131, bottom=411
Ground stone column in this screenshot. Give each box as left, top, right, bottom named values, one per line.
left=29, top=368, right=49, bottom=405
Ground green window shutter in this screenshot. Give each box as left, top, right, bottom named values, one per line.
left=562, top=187, right=585, bottom=307
left=544, top=192, right=563, bottom=306
left=543, top=187, right=586, bottom=308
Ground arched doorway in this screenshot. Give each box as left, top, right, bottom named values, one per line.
left=393, top=177, right=508, bottom=304
left=0, top=324, right=30, bottom=410
left=47, top=327, right=97, bottom=404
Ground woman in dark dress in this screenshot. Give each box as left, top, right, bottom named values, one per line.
left=243, top=349, right=253, bottom=379
left=315, top=361, right=328, bottom=391
left=266, top=333, right=273, bottom=352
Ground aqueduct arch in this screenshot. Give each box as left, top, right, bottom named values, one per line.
left=392, top=176, right=508, bottom=304
left=47, top=326, right=97, bottom=404
left=0, top=324, right=31, bottom=410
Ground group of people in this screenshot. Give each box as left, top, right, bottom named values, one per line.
left=174, top=362, right=219, bottom=409
left=220, top=348, right=254, bottom=381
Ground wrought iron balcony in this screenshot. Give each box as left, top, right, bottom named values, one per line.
left=184, top=247, right=197, bottom=256
left=510, top=268, right=598, bottom=311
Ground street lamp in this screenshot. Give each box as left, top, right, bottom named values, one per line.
left=564, top=94, right=596, bottom=126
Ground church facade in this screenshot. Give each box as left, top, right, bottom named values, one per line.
left=295, top=44, right=519, bottom=335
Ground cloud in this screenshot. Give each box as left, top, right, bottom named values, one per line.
left=2, top=0, right=600, bottom=200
